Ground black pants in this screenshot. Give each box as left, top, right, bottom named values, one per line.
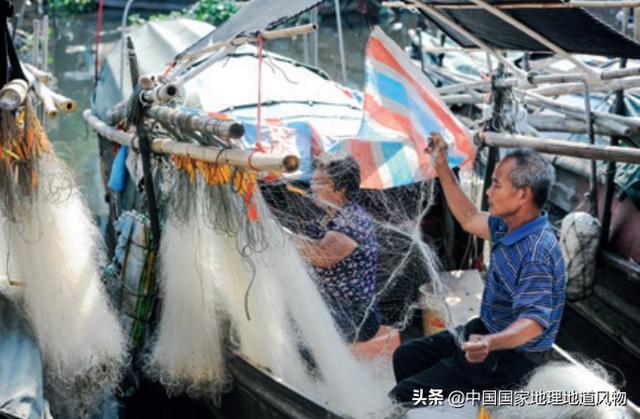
left=390, top=318, right=539, bottom=403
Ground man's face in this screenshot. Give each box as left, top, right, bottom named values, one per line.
left=486, top=158, right=527, bottom=218
left=310, top=169, right=343, bottom=209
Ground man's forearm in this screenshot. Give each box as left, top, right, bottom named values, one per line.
left=437, top=165, right=479, bottom=229
left=487, top=318, right=543, bottom=351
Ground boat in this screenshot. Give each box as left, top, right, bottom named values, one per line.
left=83, top=0, right=640, bottom=417
left=397, top=1, right=640, bottom=405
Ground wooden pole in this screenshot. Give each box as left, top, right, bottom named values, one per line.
left=83, top=110, right=299, bottom=173
left=480, top=132, right=640, bottom=164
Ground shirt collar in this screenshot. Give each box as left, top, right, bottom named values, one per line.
left=498, top=212, right=548, bottom=246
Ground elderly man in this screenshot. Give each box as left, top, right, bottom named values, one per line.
left=390, top=133, right=566, bottom=403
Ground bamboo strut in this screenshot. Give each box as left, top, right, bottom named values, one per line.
left=177, top=23, right=318, bottom=64
left=441, top=73, right=640, bottom=97
left=526, top=114, right=632, bottom=137
left=442, top=92, right=486, bottom=105
left=480, top=132, right=640, bottom=164
left=530, top=76, right=640, bottom=96
left=439, top=68, right=640, bottom=96
left=523, top=90, right=640, bottom=129
left=83, top=110, right=299, bottom=173
left=405, top=0, right=525, bottom=76
left=146, top=106, right=245, bottom=140
left=442, top=91, right=637, bottom=135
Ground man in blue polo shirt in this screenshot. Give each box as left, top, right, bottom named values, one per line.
left=390, top=133, right=566, bottom=403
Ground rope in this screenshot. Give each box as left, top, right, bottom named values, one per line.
left=94, top=0, right=105, bottom=85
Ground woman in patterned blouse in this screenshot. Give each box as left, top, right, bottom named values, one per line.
left=295, top=155, right=380, bottom=342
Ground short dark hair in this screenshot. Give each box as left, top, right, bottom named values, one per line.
left=313, top=154, right=361, bottom=201
left=502, top=148, right=556, bottom=208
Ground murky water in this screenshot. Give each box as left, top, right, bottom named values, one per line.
left=46, top=13, right=121, bottom=216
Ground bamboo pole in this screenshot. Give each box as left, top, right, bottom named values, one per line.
left=440, top=71, right=640, bottom=97
left=439, top=67, right=640, bottom=94
left=439, top=80, right=489, bottom=95
left=442, top=92, right=485, bottom=105
left=32, top=20, right=40, bottom=68
left=146, top=106, right=245, bottom=141
left=523, top=90, right=640, bottom=129
left=530, top=76, right=640, bottom=96
left=140, top=82, right=179, bottom=104
left=42, top=15, right=49, bottom=72
left=526, top=114, right=632, bottom=137
left=480, top=132, right=640, bottom=164
left=334, top=0, right=348, bottom=84
left=0, top=79, right=28, bottom=110
left=28, top=73, right=57, bottom=119
left=440, top=90, right=637, bottom=135
left=177, top=23, right=318, bottom=64
left=406, top=0, right=525, bottom=77
left=50, top=90, right=77, bottom=113
left=22, top=62, right=53, bottom=86
left=83, top=110, right=299, bottom=173
left=138, top=74, right=155, bottom=90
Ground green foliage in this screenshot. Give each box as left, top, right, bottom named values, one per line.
left=129, top=0, right=238, bottom=27
left=47, top=0, right=96, bottom=14
left=189, top=0, right=238, bottom=26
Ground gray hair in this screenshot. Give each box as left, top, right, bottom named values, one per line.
left=502, top=148, right=556, bottom=208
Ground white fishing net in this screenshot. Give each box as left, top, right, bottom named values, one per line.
left=559, top=211, right=601, bottom=301
left=141, top=144, right=471, bottom=418
left=1, top=155, right=126, bottom=419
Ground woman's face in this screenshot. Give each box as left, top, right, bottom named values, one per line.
left=310, top=169, right=345, bottom=210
